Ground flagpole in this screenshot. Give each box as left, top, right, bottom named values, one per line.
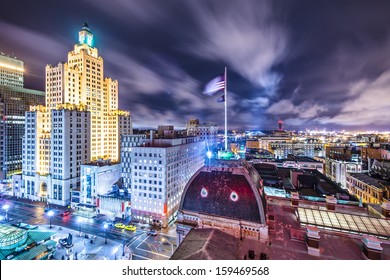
left=224, top=67, right=228, bottom=152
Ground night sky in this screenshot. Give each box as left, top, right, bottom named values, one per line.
left=1, top=0, right=390, bottom=131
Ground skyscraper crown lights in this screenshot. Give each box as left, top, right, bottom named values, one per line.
left=78, top=22, right=94, bottom=47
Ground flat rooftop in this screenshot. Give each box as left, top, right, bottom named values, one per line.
left=265, top=198, right=390, bottom=259
left=349, top=173, right=390, bottom=189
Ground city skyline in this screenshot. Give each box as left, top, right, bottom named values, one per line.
left=1, top=0, right=390, bottom=131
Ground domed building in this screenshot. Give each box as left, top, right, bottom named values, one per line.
left=0, top=224, right=56, bottom=260
left=175, top=161, right=268, bottom=258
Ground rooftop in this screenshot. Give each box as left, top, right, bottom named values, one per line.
left=180, top=167, right=264, bottom=223
left=349, top=173, right=390, bottom=189
left=170, top=228, right=239, bottom=260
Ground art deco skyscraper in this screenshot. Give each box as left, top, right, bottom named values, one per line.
left=46, top=23, right=132, bottom=161
left=22, top=24, right=132, bottom=206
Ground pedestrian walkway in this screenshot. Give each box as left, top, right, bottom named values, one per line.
left=38, top=224, right=131, bottom=260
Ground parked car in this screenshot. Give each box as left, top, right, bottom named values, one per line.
left=147, top=229, right=158, bottom=236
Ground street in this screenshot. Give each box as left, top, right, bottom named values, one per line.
left=0, top=197, right=177, bottom=260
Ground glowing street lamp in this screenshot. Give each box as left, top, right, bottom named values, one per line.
left=103, top=223, right=108, bottom=244
left=47, top=210, right=54, bottom=228
left=2, top=205, right=9, bottom=221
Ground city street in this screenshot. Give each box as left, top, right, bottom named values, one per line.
left=0, top=197, right=177, bottom=260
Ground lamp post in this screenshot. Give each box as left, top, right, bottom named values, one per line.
left=103, top=223, right=108, bottom=244
left=3, top=205, right=9, bottom=221
left=112, top=247, right=118, bottom=260
left=2, top=205, right=9, bottom=221
left=77, top=216, right=83, bottom=236
left=47, top=210, right=54, bottom=228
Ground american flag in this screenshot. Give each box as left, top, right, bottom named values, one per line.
left=217, top=95, right=225, bottom=103
left=203, top=74, right=225, bottom=95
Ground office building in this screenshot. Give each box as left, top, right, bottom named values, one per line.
left=186, top=119, right=218, bottom=148
left=21, top=23, right=131, bottom=205
left=270, top=141, right=325, bottom=159
left=0, top=54, right=24, bottom=88
left=325, top=158, right=363, bottom=189
left=22, top=105, right=90, bottom=205
left=0, top=54, right=45, bottom=189
left=44, top=23, right=131, bottom=162
left=121, top=134, right=147, bottom=191
left=122, top=133, right=205, bottom=227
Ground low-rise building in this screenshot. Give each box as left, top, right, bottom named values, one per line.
left=346, top=173, right=390, bottom=204
left=325, top=159, right=363, bottom=189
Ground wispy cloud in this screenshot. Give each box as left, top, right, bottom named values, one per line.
left=0, top=21, right=69, bottom=81
left=317, top=70, right=390, bottom=126
left=186, top=1, right=287, bottom=94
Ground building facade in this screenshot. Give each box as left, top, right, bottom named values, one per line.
left=259, top=135, right=292, bottom=152
left=44, top=23, right=131, bottom=162
left=0, top=54, right=24, bottom=87
left=22, top=106, right=90, bottom=205
left=325, top=158, right=363, bottom=189
left=21, top=23, right=131, bottom=206
left=346, top=173, right=390, bottom=204
left=121, top=134, right=147, bottom=191
left=122, top=136, right=205, bottom=227
left=270, top=141, right=325, bottom=159
left=0, top=54, right=45, bottom=189
left=186, top=119, right=218, bottom=148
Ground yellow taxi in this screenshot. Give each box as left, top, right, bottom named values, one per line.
left=114, top=223, right=125, bottom=229
left=125, top=225, right=136, bottom=231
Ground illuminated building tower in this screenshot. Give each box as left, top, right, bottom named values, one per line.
left=46, top=23, right=131, bottom=161
left=0, top=54, right=44, bottom=190
left=278, top=119, right=283, bottom=131
left=21, top=24, right=131, bottom=206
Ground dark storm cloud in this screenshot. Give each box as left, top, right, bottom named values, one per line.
left=1, top=0, right=390, bottom=130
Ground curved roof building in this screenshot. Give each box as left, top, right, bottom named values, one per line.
left=180, top=167, right=266, bottom=224
left=176, top=163, right=268, bottom=251
left=0, top=224, right=56, bottom=260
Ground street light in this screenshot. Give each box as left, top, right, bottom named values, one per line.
left=2, top=205, right=9, bottom=221
left=47, top=210, right=54, bottom=228
left=77, top=216, right=83, bottom=236
left=162, top=237, right=174, bottom=255
left=103, top=223, right=108, bottom=244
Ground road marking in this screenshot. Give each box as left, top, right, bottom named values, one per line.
left=135, top=234, right=150, bottom=249
left=128, top=233, right=145, bottom=246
